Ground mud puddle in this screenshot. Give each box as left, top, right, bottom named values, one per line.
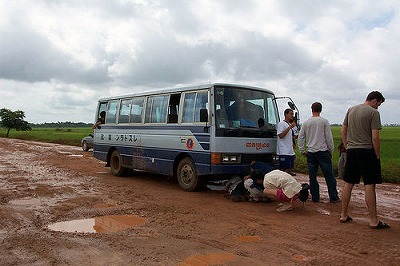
left=47, top=215, right=145, bottom=233
left=180, top=253, right=237, bottom=265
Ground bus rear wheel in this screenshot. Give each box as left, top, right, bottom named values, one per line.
left=110, top=150, right=126, bottom=176
left=177, top=157, right=202, bottom=192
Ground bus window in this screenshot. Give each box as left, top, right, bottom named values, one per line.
left=97, top=102, right=108, bottom=122
left=119, top=99, right=131, bottom=124
left=106, top=100, right=119, bottom=124
left=182, top=93, right=195, bottom=123
left=152, top=95, right=168, bottom=123
left=267, top=97, right=278, bottom=127
left=168, top=93, right=181, bottom=123
left=145, top=97, right=153, bottom=123
left=130, top=97, right=144, bottom=123
left=145, top=95, right=169, bottom=123
left=194, top=91, right=208, bottom=122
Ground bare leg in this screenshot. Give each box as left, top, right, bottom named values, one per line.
left=264, top=188, right=278, bottom=201
left=365, top=184, right=379, bottom=226
left=340, top=182, right=354, bottom=220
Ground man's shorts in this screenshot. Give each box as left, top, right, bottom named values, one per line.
left=344, top=148, right=382, bottom=185
left=278, top=155, right=295, bottom=170
left=276, top=188, right=299, bottom=202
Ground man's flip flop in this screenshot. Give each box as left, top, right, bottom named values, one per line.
left=370, top=221, right=390, bottom=229
left=340, top=216, right=353, bottom=223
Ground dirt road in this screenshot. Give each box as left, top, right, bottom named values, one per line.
left=0, top=137, right=399, bottom=265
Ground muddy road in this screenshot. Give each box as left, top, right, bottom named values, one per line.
left=0, top=137, right=399, bottom=265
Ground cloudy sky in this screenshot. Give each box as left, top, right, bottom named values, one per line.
left=1, top=0, right=399, bottom=125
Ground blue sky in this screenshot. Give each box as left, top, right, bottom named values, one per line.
left=0, top=0, right=399, bottom=124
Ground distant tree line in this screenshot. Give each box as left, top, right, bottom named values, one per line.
left=29, top=121, right=92, bottom=128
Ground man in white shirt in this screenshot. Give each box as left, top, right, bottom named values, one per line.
left=277, top=109, right=297, bottom=176
left=298, top=102, right=339, bottom=203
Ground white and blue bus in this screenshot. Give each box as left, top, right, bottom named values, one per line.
left=93, top=83, right=296, bottom=191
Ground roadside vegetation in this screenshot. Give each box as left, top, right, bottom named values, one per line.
left=0, top=125, right=399, bottom=183
left=294, top=126, right=400, bottom=184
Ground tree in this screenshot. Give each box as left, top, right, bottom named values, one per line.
left=0, top=108, right=31, bottom=137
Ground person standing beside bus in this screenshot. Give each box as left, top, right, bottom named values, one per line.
left=298, top=102, right=339, bottom=203
left=277, top=109, right=297, bottom=176
left=340, top=91, right=389, bottom=229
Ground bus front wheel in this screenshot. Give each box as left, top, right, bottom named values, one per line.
left=177, top=157, right=202, bottom=192
left=110, top=150, right=126, bottom=176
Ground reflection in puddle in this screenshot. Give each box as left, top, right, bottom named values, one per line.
left=316, top=209, right=331, bottom=215
left=180, top=253, right=237, bottom=266
left=9, top=198, right=41, bottom=206
left=237, top=235, right=262, bottom=243
left=94, top=203, right=116, bottom=209
left=47, top=215, right=145, bottom=233
left=67, top=154, right=83, bottom=157
left=292, top=254, right=311, bottom=262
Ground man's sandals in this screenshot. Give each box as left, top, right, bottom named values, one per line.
left=370, top=221, right=390, bottom=229
left=340, top=216, right=390, bottom=229
left=340, top=216, right=353, bottom=223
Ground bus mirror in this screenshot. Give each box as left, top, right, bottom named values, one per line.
left=288, top=101, right=296, bottom=110
left=200, top=108, right=208, bottom=122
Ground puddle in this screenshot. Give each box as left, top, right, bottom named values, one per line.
left=292, top=254, right=311, bottom=262
left=47, top=215, right=145, bottom=233
left=237, top=235, right=262, bottom=243
left=67, top=154, right=83, bottom=157
left=316, top=209, right=331, bottom=215
left=9, top=198, right=41, bottom=206
left=180, top=253, right=237, bottom=266
left=94, top=203, right=117, bottom=209
left=96, top=171, right=110, bottom=174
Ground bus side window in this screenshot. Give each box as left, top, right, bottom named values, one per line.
left=182, top=93, right=195, bottom=123
left=194, top=91, right=208, bottom=122
left=106, top=100, right=119, bottom=124
left=131, top=97, right=144, bottom=123
left=119, top=99, right=131, bottom=124
left=145, top=97, right=152, bottom=123
left=168, top=93, right=181, bottom=123
left=97, top=102, right=108, bottom=123
left=151, top=95, right=168, bottom=123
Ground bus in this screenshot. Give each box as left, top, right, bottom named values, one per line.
left=92, top=83, right=297, bottom=191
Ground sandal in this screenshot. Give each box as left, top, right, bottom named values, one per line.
left=370, top=221, right=390, bottom=229
left=340, top=216, right=353, bottom=223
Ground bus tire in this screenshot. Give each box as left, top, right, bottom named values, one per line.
left=110, top=150, right=126, bottom=176
left=177, top=157, right=202, bottom=192
left=82, top=141, right=89, bottom=151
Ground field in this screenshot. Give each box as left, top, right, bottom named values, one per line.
left=0, top=127, right=92, bottom=146
left=294, top=126, right=400, bottom=184
left=1, top=126, right=399, bottom=183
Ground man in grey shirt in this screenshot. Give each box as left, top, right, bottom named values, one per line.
left=298, top=102, right=339, bottom=203
left=340, top=91, right=389, bottom=229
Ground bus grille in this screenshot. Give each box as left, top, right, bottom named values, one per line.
left=241, top=154, right=274, bottom=164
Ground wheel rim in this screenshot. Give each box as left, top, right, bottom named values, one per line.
left=111, top=153, right=120, bottom=172
left=180, top=164, right=194, bottom=185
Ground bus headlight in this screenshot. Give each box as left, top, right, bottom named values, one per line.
left=211, top=153, right=241, bottom=164
left=222, top=154, right=241, bottom=164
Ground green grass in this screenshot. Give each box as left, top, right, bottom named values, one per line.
left=294, top=126, right=400, bottom=184
left=0, top=127, right=93, bottom=146
left=1, top=126, right=399, bottom=183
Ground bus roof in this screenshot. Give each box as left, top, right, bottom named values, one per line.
left=98, top=83, right=275, bottom=101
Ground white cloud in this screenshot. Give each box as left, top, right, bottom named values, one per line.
left=0, top=0, right=399, bottom=124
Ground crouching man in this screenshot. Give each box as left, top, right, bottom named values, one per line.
left=261, top=170, right=309, bottom=212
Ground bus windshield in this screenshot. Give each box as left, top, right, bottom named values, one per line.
left=214, top=85, right=278, bottom=138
